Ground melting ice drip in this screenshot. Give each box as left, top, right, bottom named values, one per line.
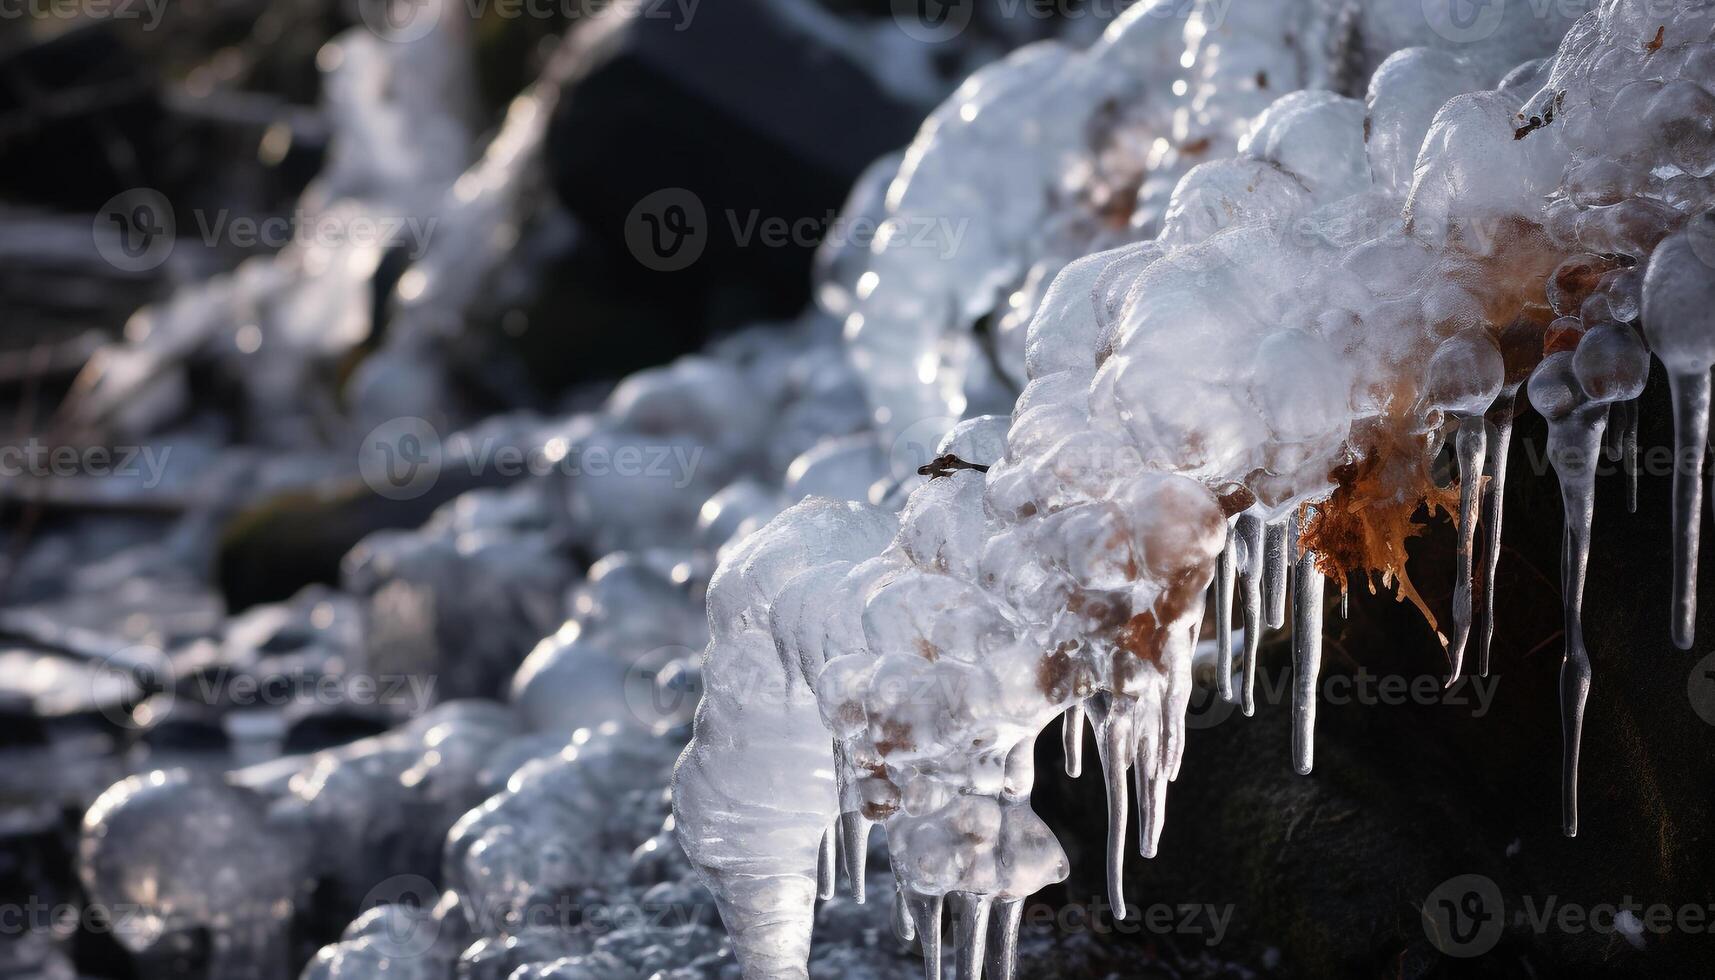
left=677, top=2, right=1715, bottom=978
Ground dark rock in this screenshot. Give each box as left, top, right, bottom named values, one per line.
left=134, top=697, right=230, bottom=753
left=0, top=694, right=49, bottom=751
left=0, top=24, right=168, bottom=211
left=282, top=705, right=392, bottom=755
left=542, top=0, right=923, bottom=348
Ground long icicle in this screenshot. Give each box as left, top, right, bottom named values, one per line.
left=1091, top=696, right=1134, bottom=917
left=839, top=812, right=871, bottom=903
left=950, top=892, right=991, bottom=980
left=1264, top=518, right=1290, bottom=629
left=984, top=897, right=1024, bottom=980
left=1477, top=392, right=1517, bottom=678
left=1447, top=415, right=1487, bottom=683
left=1642, top=229, right=1715, bottom=649
left=908, top=891, right=943, bottom=980
left=1531, top=335, right=1646, bottom=836
left=1623, top=397, right=1639, bottom=514
left=1292, top=528, right=1325, bottom=776
left=1215, top=524, right=1237, bottom=702
left=1237, top=512, right=1265, bottom=715
left=1666, top=370, right=1709, bottom=650
left=1546, top=411, right=1605, bottom=837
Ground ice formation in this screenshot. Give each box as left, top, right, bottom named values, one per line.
left=45, top=5, right=913, bottom=979
left=678, top=2, right=1715, bottom=977
left=41, top=2, right=1715, bottom=978
left=839, top=0, right=1586, bottom=455
left=81, top=770, right=308, bottom=979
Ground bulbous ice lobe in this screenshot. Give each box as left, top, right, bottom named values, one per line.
left=673, top=500, right=898, bottom=979
left=445, top=724, right=677, bottom=935
left=846, top=0, right=1335, bottom=453
left=1366, top=49, right=1487, bottom=198
left=81, top=771, right=307, bottom=977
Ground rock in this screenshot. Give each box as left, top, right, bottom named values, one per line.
left=0, top=25, right=167, bottom=210
left=543, top=0, right=923, bottom=344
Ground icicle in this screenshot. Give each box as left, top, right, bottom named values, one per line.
left=1552, top=434, right=1597, bottom=839
left=1446, top=415, right=1487, bottom=683
left=817, top=825, right=837, bottom=900
left=907, top=892, right=944, bottom=980
left=1132, top=730, right=1152, bottom=858
left=1477, top=392, right=1517, bottom=679
left=1137, top=701, right=1171, bottom=859
left=1131, top=695, right=1162, bottom=859
left=1664, top=368, right=1708, bottom=650
left=1603, top=400, right=1625, bottom=461
left=893, top=875, right=915, bottom=943
left=1529, top=330, right=1647, bottom=837
left=1641, top=227, right=1715, bottom=651
left=1101, top=719, right=1131, bottom=915
left=1339, top=587, right=1348, bottom=620
left=1215, top=525, right=1237, bottom=702
left=950, top=892, right=992, bottom=980
left=1623, top=397, right=1639, bottom=515
left=1236, top=512, right=1265, bottom=716
left=1061, top=702, right=1084, bottom=778
left=984, top=897, right=1024, bottom=980
left=1422, top=328, right=1505, bottom=682
left=1291, top=537, right=1325, bottom=776
left=1089, top=695, right=1134, bottom=917
left=839, top=812, right=871, bottom=903
left=1264, top=518, right=1290, bottom=629
left=1536, top=391, right=1605, bottom=837
left=1162, top=621, right=1197, bottom=784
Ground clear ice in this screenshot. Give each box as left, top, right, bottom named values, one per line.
left=47, top=2, right=1715, bottom=978
left=676, top=2, right=1715, bottom=975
